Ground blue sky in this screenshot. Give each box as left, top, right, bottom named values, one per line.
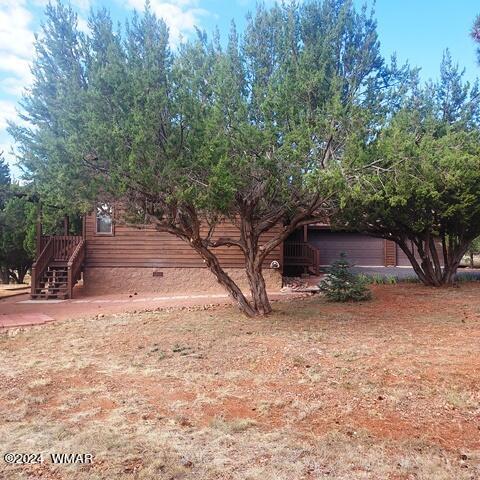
left=1, top=0, right=479, bottom=178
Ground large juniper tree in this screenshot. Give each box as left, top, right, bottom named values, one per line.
left=10, top=0, right=394, bottom=316
left=337, top=53, right=480, bottom=286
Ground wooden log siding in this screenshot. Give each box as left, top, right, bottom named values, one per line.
left=84, top=214, right=282, bottom=268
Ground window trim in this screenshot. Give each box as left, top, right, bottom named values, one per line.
left=94, top=203, right=115, bottom=236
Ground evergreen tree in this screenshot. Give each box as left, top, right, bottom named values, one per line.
left=0, top=196, right=35, bottom=284
left=337, top=55, right=480, bottom=286
left=9, top=0, right=399, bottom=316
left=0, top=154, right=10, bottom=283
left=0, top=153, right=10, bottom=208
left=319, top=253, right=371, bottom=302
left=0, top=155, right=34, bottom=283
left=472, top=15, right=480, bottom=63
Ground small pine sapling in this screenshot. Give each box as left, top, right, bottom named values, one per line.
left=319, top=253, right=372, bottom=302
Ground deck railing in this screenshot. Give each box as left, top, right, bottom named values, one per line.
left=67, top=240, right=86, bottom=299
left=284, top=242, right=320, bottom=275
left=32, top=235, right=84, bottom=299
left=40, top=235, right=83, bottom=261
left=30, top=238, right=54, bottom=297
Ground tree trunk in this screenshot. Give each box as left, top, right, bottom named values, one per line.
left=17, top=266, right=29, bottom=285
left=0, top=267, right=10, bottom=285
left=245, top=258, right=272, bottom=315
left=470, top=252, right=474, bottom=268
left=397, top=236, right=468, bottom=287
left=442, top=246, right=467, bottom=285
left=9, top=269, right=19, bottom=284
left=193, top=243, right=258, bottom=317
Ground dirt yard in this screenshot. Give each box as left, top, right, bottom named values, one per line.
left=1, top=284, right=479, bottom=479
left=0, top=284, right=29, bottom=299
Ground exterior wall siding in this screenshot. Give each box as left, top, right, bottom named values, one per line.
left=84, top=214, right=282, bottom=269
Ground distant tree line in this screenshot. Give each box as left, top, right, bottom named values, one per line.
left=0, top=154, right=35, bottom=284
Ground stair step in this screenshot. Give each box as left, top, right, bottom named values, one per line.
left=39, top=285, right=67, bottom=290
left=32, top=294, right=65, bottom=300
left=31, top=253, right=83, bottom=300
left=36, top=288, right=67, bottom=294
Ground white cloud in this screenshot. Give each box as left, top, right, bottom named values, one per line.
left=72, top=0, right=92, bottom=11
left=32, top=0, right=91, bottom=10
left=0, top=101, right=22, bottom=176
left=77, top=15, right=90, bottom=34
left=0, top=3, right=35, bottom=58
left=0, top=54, right=32, bottom=84
left=0, top=77, right=25, bottom=96
left=124, top=0, right=208, bottom=44
left=0, top=0, right=35, bottom=86
left=0, top=100, right=20, bottom=131
left=0, top=0, right=36, bottom=176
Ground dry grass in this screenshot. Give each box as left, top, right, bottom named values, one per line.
left=1, top=284, right=480, bottom=479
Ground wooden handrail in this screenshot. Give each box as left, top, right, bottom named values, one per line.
left=284, top=241, right=321, bottom=275
left=32, top=235, right=84, bottom=299
left=67, top=240, right=85, bottom=299
left=53, top=235, right=83, bottom=261
left=31, top=238, right=54, bottom=296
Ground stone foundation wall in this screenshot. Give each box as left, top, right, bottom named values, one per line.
left=83, top=267, right=282, bottom=296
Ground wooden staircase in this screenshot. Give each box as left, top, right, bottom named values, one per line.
left=33, top=264, right=69, bottom=300
left=31, top=236, right=85, bottom=300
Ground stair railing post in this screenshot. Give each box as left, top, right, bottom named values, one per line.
left=67, top=266, right=72, bottom=299
left=31, top=265, right=37, bottom=297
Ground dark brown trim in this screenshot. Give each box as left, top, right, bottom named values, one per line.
left=384, top=240, right=397, bottom=267
left=279, top=239, right=284, bottom=272
left=85, top=263, right=279, bottom=269
left=35, top=203, right=42, bottom=257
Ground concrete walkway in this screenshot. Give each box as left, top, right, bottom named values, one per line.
left=0, top=313, right=54, bottom=329
left=0, top=289, right=303, bottom=328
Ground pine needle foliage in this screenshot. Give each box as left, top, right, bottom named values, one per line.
left=319, top=253, right=372, bottom=302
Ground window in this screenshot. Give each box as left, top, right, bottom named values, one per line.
left=96, top=204, right=113, bottom=235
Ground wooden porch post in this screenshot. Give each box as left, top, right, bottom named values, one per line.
left=63, top=215, right=70, bottom=236
left=35, top=203, right=43, bottom=257
left=384, top=240, right=397, bottom=267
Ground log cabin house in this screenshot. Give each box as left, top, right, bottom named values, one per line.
left=31, top=205, right=413, bottom=300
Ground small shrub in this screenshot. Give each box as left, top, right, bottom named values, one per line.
left=319, top=253, right=372, bottom=302
left=455, top=272, right=480, bottom=283
left=385, top=275, right=398, bottom=285
left=356, top=273, right=370, bottom=284
left=356, top=273, right=398, bottom=285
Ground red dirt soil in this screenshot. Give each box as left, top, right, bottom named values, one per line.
left=0, top=288, right=307, bottom=323
left=1, top=283, right=479, bottom=479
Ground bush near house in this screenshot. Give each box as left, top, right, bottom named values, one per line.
left=319, top=253, right=372, bottom=302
